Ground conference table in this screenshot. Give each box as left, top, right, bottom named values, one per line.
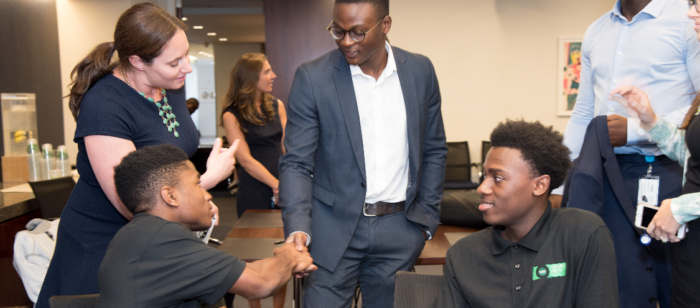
left=219, top=209, right=480, bottom=307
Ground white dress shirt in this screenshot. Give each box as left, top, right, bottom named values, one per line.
left=350, top=41, right=409, bottom=203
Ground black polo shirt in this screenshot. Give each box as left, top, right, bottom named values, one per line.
left=434, top=205, right=619, bottom=308
left=97, top=213, right=247, bottom=308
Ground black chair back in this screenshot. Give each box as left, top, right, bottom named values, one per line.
left=28, top=177, right=76, bottom=219
left=478, top=141, right=492, bottom=182
left=445, top=141, right=471, bottom=181
left=49, top=294, right=98, bottom=308
left=444, top=141, right=479, bottom=190
left=393, top=271, right=443, bottom=308
left=481, top=141, right=491, bottom=164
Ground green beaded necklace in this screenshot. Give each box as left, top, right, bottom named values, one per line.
left=121, top=70, right=180, bottom=138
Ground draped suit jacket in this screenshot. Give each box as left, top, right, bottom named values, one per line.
left=563, top=116, right=666, bottom=307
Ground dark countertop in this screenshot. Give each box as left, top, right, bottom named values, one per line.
left=0, top=183, right=37, bottom=223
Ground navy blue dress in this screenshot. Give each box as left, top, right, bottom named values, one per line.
left=225, top=99, right=283, bottom=218
left=36, top=74, right=199, bottom=307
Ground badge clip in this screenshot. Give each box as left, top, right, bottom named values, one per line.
left=638, top=156, right=660, bottom=206
left=640, top=232, right=652, bottom=246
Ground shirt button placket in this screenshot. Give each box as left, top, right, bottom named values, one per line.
left=609, top=20, right=628, bottom=95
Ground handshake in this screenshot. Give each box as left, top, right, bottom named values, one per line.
left=274, top=242, right=317, bottom=278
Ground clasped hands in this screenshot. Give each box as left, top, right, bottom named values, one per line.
left=274, top=242, right=317, bottom=278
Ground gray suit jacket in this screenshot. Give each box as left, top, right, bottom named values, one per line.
left=279, top=46, right=447, bottom=271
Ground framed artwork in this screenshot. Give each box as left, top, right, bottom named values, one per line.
left=558, top=38, right=583, bottom=116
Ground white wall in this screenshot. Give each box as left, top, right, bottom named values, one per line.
left=184, top=57, right=199, bottom=128
left=195, top=59, right=217, bottom=137
left=390, top=0, right=614, bottom=161
left=56, top=0, right=134, bottom=165
left=185, top=43, right=215, bottom=131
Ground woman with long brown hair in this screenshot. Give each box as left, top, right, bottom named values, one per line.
left=609, top=3, right=700, bottom=305
left=222, top=52, right=287, bottom=308
left=36, top=4, right=237, bottom=307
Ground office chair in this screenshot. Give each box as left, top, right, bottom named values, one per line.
left=393, top=271, right=443, bottom=308
left=49, top=294, right=98, bottom=308
left=475, top=141, right=491, bottom=183
left=444, top=141, right=480, bottom=190
left=28, top=176, right=76, bottom=220
left=440, top=190, right=490, bottom=228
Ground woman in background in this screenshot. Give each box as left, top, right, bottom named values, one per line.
left=36, top=4, right=237, bottom=307
left=222, top=52, right=287, bottom=308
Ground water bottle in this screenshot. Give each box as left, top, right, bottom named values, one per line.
left=27, top=138, right=43, bottom=181
left=41, top=143, right=55, bottom=179
left=56, top=145, right=70, bottom=177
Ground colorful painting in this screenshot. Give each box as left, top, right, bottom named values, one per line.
left=558, top=38, right=582, bottom=116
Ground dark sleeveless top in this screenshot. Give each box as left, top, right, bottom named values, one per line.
left=225, top=99, right=283, bottom=217
left=683, top=115, right=700, bottom=194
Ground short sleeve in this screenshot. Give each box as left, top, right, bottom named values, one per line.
left=136, top=222, right=247, bottom=306
left=74, top=87, right=134, bottom=141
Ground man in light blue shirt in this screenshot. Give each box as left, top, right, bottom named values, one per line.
left=556, top=0, right=700, bottom=307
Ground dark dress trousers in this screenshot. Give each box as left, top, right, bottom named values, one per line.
left=563, top=116, right=677, bottom=308
left=279, top=46, right=447, bottom=307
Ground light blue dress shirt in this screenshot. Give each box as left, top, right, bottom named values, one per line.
left=563, top=0, right=700, bottom=162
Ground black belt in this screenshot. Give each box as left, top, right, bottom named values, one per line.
left=363, top=201, right=406, bottom=216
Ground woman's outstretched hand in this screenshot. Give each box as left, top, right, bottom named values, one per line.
left=200, top=138, right=240, bottom=190
left=609, top=86, right=658, bottom=131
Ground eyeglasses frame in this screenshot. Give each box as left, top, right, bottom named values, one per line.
left=326, top=16, right=387, bottom=43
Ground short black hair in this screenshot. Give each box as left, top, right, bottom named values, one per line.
left=490, top=119, right=571, bottom=193
left=114, top=144, right=190, bottom=214
left=335, top=0, right=389, bottom=20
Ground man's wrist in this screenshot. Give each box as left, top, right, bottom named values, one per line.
left=274, top=249, right=296, bottom=269
left=289, top=231, right=311, bottom=246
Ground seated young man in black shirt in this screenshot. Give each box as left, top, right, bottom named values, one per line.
left=434, top=120, right=619, bottom=308
left=97, top=144, right=316, bottom=308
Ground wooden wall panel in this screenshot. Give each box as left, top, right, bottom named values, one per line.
left=0, top=0, right=65, bottom=158
left=263, top=0, right=337, bottom=104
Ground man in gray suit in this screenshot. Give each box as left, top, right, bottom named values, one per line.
left=279, top=0, right=447, bottom=307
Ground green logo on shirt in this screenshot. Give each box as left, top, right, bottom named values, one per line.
left=532, top=262, right=566, bottom=280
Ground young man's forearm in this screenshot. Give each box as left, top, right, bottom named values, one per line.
left=229, top=256, right=295, bottom=300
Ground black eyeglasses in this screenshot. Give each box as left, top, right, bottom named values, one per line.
left=690, top=0, right=699, bottom=11
left=327, top=17, right=386, bottom=42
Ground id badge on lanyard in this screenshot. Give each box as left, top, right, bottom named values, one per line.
left=638, top=156, right=660, bottom=206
